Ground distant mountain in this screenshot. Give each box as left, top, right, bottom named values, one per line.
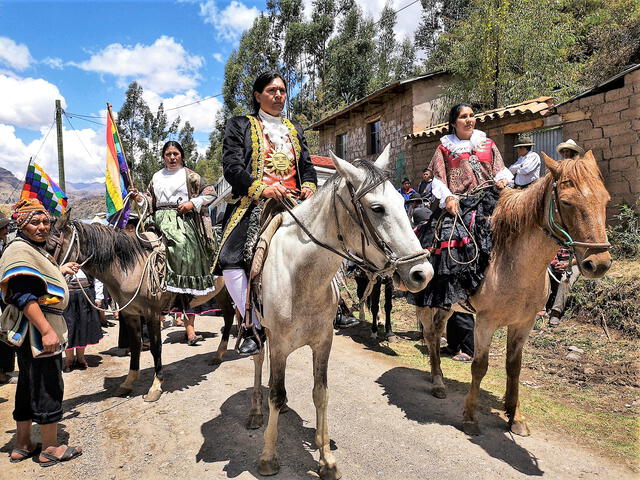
left=0, top=167, right=106, bottom=220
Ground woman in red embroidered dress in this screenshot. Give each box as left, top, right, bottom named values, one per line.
left=409, top=103, right=513, bottom=309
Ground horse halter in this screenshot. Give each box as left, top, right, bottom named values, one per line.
left=544, top=179, right=611, bottom=256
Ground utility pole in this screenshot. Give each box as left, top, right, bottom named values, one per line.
left=55, top=99, right=65, bottom=191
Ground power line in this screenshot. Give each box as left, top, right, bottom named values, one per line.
left=63, top=113, right=106, bottom=181
left=65, top=112, right=103, bottom=119
left=66, top=113, right=106, bottom=127
left=164, top=93, right=223, bottom=111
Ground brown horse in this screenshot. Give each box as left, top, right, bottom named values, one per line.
left=417, top=151, right=611, bottom=436
left=47, top=216, right=236, bottom=402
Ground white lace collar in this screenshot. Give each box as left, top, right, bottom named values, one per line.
left=258, top=109, right=291, bottom=151
left=440, top=130, right=487, bottom=155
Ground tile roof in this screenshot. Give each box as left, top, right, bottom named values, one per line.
left=311, top=155, right=335, bottom=168
left=406, top=96, right=555, bottom=139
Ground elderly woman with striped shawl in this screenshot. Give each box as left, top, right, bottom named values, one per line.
left=0, top=198, right=82, bottom=465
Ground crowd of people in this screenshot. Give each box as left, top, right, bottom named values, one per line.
left=0, top=70, right=587, bottom=467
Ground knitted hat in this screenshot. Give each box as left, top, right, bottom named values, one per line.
left=12, top=198, right=50, bottom=229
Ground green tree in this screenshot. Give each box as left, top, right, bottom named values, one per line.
left=415, top=0, right=470, bottom=56
left=395, top=37, right=417, bottom=79
left=117, top=82, right=152, bottom=184
left=149, top=103, right=180, bottom=160
left=371, top=3, right=397, bottom=91
left=178, top=121, right=199, bottom=168
left=197, top=111, right=226, bottom=184
left=428, top=0, right=578, bottom=108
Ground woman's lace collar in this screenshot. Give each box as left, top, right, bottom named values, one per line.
left=258, top=109, right=291, bottom=151
left=440, top=130, right=487, bottom=155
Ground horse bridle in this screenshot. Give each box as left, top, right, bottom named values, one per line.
left=49, top=221, right=81, bottom=266
left=544, top=179, right=611, bottom=272
left=278, top=175, right=430, bottom=280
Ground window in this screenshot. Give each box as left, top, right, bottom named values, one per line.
left=368, top=120, right=381, bottom=155
left=335, top=133, right=347, bottom=158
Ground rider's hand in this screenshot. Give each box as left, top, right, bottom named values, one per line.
left=129, top=188, right=142, bottom=203
left=262, top=184, right=289, bottom=200
left=299, top=187, right=314, bottom=200
left=445, top=196, right=459, bottom=216
left=177, top=201, right=194, bottom=214
left=40, top=329, right=61, bottom=354
left=495, top=179, right=508, bottom=190
left=60, top=262, right=80, bottom=275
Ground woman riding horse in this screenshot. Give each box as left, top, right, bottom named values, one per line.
left=214, top=71, right=318, bottom=356
left=409, top=103, right=513, bottom=310
left=134, top=140, right=216, bottom=345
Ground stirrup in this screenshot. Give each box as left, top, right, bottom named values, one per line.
left=235, top=322, right=264, bottom=353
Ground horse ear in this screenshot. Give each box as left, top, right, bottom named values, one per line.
left=582, top=149, right=599, bottom=169
left=373, top=144, right=391, bottom=170
left=541, top=151, right=560, bottom=179
left=330, top=151, right=363, bottom=185
left=56, top=208, right=72, bottom=230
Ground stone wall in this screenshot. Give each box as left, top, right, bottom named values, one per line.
left=316, top=76, right=447, bottom=187
left=557, top=69, right=640, bottom=213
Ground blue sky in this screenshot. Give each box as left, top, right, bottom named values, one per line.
left=0, top=0, right=423, bottom=185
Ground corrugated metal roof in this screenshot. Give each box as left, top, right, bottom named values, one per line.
left=406, top=96, right=555, bottom=139
left=309, top=70, right=447, bottom=130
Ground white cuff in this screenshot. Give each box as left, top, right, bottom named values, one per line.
left=495, top=167, right=514, bottom=186
left=432, top=177, right=455, bottom=208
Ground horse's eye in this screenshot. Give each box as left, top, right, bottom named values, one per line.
left=560, top=200, right=573, bottom=208
left=371, top=205, right=385, bottom=214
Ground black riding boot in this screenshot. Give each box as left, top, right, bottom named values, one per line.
left=238, top=327, right=266, bottom=356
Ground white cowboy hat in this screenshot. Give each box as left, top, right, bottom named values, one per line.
left=556, top=139, right=584, bottom=155
left=513, top=136, right=534, bottom=148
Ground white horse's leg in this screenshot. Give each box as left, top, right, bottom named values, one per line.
left=312, top=341, right=341, bottom=480
left=463, top=317, right=494, bottom=435
left=505, top=322, right=534, bottom=436
left=257, top=349, right=288, bottom=476
left=246, top=349, right=265, bottom=429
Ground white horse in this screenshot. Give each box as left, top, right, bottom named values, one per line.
left=247, top=146, right=433, bottom=479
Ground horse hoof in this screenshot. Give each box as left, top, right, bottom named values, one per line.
left=246, top=413, right=264, bottom=430
left=463, top=421, right=482, bottom=436
left=510, top=420, right=531, bottom=437
left=257, top=457, right=280, bottom=476
left=318, top=464, right=342, bottom=480
left=116, top=387, right=132, bottom=397
left=385, top=334, right=400, bottom=343
left=432, top=386, right=447, bottom=399
left=143, top=390, right=162, bottom=403
left=208, top=356, right=223, bottom=366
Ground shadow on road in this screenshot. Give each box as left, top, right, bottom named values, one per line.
left=61, top=349, right=242, bottom=417
left=376, top=366, right=543, bottom=476
left=196, top=387, right=320, bottom=479
left=334, top=322, right=403, bottom=357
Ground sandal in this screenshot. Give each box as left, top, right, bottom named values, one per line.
left=63, top=364, right=73, bottom=373
left=187, top=334, right=203, bottom=346
left=75, top=360, right=88, bottom=370
left=39, top=446, right=82, bottom=467
left=452, top=352, right=473, bottom=362
left=10, top=443, right=41, bottom=463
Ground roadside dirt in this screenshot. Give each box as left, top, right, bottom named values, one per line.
left=0, top=315, right=637, bottom=480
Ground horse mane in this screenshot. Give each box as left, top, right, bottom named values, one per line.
left=492, top=155, right=608, bottom=250
left=319, top=158, right=391, bottom=195
left=74, top=221, right=145, bottom=272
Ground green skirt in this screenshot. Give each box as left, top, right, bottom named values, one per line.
left=153, top=209, right=216, bottom=295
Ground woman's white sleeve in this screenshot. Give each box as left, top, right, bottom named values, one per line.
left=494, top=167, right=514, bottom=186
left=432, top=177, right=455, bottom=208
left=190, top=195, right=215, bottom=213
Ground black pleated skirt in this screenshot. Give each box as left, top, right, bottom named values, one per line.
left=63, top=287, right=104, bottom=349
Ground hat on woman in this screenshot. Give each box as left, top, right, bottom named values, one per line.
left=405, top=192, right=423, bottom=204
left=12, top=198, right=50, bottom=229
left=0, top=217, right=10, bottom=229
left=555, top=139, right=584, bottom=155
left=514, top=135, right=534, bottom=148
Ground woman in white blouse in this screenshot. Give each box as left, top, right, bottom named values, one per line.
left=139, top=140, right=216, bottom=345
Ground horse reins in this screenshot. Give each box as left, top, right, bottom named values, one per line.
left=543, top=179, right=611, bottom=275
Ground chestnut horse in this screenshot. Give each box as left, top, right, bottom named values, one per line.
left=417, top=151, right=611, bottom=436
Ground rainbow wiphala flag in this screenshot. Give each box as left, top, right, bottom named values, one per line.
left=20, top=163, right=68, bottom=217
left=105, top=107, right=131, bottom=227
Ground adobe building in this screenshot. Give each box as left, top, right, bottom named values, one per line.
left=309, top=71, right=450, bottom=185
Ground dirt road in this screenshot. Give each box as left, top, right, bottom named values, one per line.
left=1, top=316, right=634, bottom=479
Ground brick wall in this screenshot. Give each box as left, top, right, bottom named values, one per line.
left=557, top=69, right=640, bottom=213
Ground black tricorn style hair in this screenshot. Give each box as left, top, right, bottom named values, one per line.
left=161, top=140, right=185, bottom=166
left=447, top=103, right=474, bottom=135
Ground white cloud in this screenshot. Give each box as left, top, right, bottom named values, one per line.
left=212, top=52, right=224, bottom=63
left=199, top=1, right=260, bottom=41
left=75, top=36, right=204, bottom=94
left=143, top=89, right=222, bottom=133
left=0, top=74, right=66, bottom=130
left=0, top=37, right=34, bottom=71
left=42, top=57, right=64, bottom=69
left=0, top=123, right=105, bottom=185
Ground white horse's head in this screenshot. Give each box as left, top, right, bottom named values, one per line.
left=330, top=145, right=433, bottom=292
